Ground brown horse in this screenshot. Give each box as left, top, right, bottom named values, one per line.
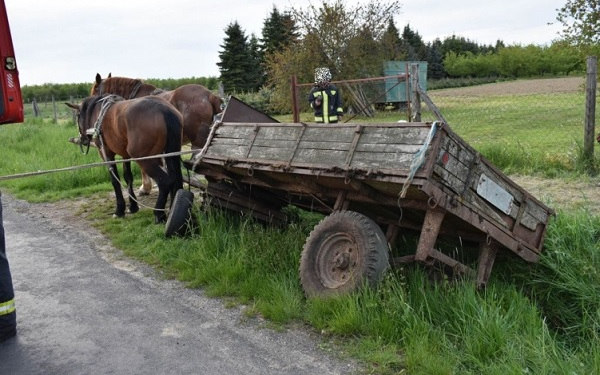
left=91, top=73, right=223, bottom=194
left=66, top=94, right=184, bottom=224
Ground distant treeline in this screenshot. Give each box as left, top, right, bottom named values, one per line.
left=20, top=76, right=220, bottom=103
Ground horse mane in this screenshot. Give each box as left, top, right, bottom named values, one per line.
left=101, top=77, right=156, bottom=97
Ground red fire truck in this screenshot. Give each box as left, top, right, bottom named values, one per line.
left=0, top=0, right=23, bottom=125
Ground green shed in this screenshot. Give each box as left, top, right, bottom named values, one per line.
left=379, top=61, right=428, bottom=103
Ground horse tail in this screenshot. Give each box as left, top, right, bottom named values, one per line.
left=163, top=110, right=184, bottom=190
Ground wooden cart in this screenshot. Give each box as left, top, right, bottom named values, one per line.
left=181, top=97, right=554, bottom=297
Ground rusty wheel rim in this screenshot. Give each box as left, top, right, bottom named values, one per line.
left=315, top=232, right=360, bottom=289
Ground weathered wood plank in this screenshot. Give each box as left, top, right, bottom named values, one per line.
left=355, top=143, right=424, bottom=153
left=214, top=125, right=256, bottom=139
left=434, top=149, right=471, bottom=188
left=439, top=135, right=476, bottom=170
left=300, top=127, right=357, bottom=142
left=433, top=164, right=466, bottom=195
left=255, top=126, right=304, bottom=141
left=359, top=127, right=430, bottom=144
left=248, top=146, right=294, bottom=160
left=205, top=144, right=249, bottom=159
left=249, top=139, right=298, bottom=149
left=296, top=140, right=353, bottom=151
left=350, top=152, right=415, bottom=169
left=351, top=157, right=414, bottom=170
left=292, top=148, right=348, bottom=165
left=210, top=137, right=251, bottom=146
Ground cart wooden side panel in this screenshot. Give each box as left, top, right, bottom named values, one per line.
left=425, top=126, right=551, bottom=261
left=190, top=118, right=553, bottom=266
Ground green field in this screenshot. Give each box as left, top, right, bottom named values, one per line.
left=2, top=83, right=600, bottom=374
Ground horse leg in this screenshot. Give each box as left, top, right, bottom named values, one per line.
left=138, top=171, right=154, bottom=196
left=139, top=161, right=173, bottom=224
left=108, top=164, right=127, bottom=218
left=123, top=161, right=139, bottom=214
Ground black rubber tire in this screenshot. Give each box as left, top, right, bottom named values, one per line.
left=300, top=210, right=389, bottom=298
left=165, top=189, right=194, bottom=237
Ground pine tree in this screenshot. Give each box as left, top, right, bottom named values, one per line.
left=260, top=6, right=298, bottom=58
left=217, top=21, right=253, bottom=93
left=400, top=24, right=427, bottom=61
left=380, top=19, right=404, bottom=61
left=247, top=34, right=264, bottom=91
left=426, top=40, right=445, bottom=79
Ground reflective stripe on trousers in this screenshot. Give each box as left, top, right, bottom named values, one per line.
left=0, top=299, right=15, bottom=316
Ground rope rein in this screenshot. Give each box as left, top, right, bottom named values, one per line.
left=0, top=149, right=196, bottom=182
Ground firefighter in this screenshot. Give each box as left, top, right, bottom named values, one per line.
left=308, top=67, right=344, bottom=124
left=0, top=191, right=16, bottom=343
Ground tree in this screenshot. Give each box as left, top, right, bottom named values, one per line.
left=556, top=0, right=600, bottom=45
left=264, top=0, right=402, bottom=112
left=260, top=6, right=299, bottom=58
left=247, top=34, right=264, bottom=90
left=257, top=7, right=299, bottom=90
left=400, top=24, right=427, bottom=61
left=217, top=22, right=255, bottom=93
left=380, top=19, right=404, bottom=61
left=427, top=40, right=445, bottom=79
left=289, top=0, right=401, bottom=78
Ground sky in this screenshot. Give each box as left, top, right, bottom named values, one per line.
left=5, top=0, right=565, bottom=86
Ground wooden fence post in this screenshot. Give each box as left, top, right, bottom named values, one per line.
left=52, top=95, right=57, bottom=123
left=32, top=98, right=40, bottom=117
left=291, top=75, right=299, bottom=123
left=584, top=56, right=597, bottom=165
left=410, top=63, right=421, bottom=122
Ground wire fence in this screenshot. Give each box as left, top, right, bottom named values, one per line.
left=292, top=70, right=593, bottom=172
left=422, top=79, right=587, bottom=161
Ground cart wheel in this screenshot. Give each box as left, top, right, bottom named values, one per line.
left=165, top=189, right=194, bottom=237
left=300, top=211, right=389, bottom=297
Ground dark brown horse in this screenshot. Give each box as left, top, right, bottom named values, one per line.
left=66, top=94, right=184, bottom=224
left=91, top=73, right=223, bottom=194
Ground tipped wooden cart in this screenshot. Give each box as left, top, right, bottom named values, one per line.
left=181, top=97, right=554, bottom=297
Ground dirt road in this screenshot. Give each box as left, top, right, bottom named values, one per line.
left=0, top=193, right=359, bottom=375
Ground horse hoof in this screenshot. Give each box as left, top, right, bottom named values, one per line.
left=128, top=206, right=139, bottom=214
left=154, top=215, right=167, bottom=224
left=112, top=213, right=125, bottom=219
left=137, top=189, right=150, bottom=196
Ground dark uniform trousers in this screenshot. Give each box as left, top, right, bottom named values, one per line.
left=0, top=191, right=17, bottom=342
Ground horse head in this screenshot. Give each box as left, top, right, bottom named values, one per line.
left=66, top=95, right=112, bottom=148
left=91, top=72, right=112, bottom=95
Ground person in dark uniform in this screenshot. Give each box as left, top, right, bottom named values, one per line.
left=308, top=67, right=344, bottom=124
left=0, top=191, right=16, bottom=343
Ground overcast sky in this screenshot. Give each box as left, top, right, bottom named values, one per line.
left=6, top=0, right=565, bottom=86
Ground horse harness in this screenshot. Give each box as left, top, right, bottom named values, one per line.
left=80, top=95, right=121, bottom=156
